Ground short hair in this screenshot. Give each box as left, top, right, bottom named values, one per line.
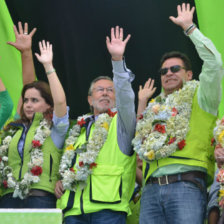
left=160, top=51, right=192, bottom=71
left=88, top=76, right=113, bottom=96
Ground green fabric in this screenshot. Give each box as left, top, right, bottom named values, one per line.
left=58, top=114, right=136, bottom=216
left=194, top=0, right=224, bottom=118
left=126, top=199, right=141, bottom=224
left=0, top=0, right=22, bottom=116
left=0, top=209, right=62, bottom=224
left=0, top=90, right=13, bottom=129
left=1, top=113, right=62, bottom=196
left=143, top=89, right=217, bottom=186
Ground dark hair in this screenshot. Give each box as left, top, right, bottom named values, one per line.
left=160, top=51, right=192, bottom=71
left=88, top=76, right=113, bottom=96
left=20, top=81, right=53, bottom=122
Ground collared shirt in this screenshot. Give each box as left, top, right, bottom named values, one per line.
left=17, top=107, right=69, bottom=158
left=85, top=62, right=136, bottom=156
left=152, top=28, right=223, bottom=177
left=112, top=60, right=136, bottom=156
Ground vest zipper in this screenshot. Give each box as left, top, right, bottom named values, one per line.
left=18, top=124, right=31, bottom=180
left=49, top=154, right=53, bottom=182
left=18, top=125, right=26, bottom=180
left=80, top=190, right=84, bottom=214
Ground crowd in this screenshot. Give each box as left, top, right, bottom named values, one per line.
left=0, top=3, right=224, bottom=224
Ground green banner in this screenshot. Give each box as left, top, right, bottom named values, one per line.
left=0, top=0, right=22, bottom=115
left=195, top=0, right=224, bottom=118
left=0, top=209, right=62, bottom=224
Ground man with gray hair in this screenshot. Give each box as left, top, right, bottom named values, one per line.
left=55, top=26, right=136, bottom=224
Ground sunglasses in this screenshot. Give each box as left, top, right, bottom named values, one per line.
left=159, top=65, right=186, bottom=76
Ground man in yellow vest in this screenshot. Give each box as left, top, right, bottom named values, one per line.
left=55, top=27, right=136, bottom=224
left=132, top=3, right=223, bottom=224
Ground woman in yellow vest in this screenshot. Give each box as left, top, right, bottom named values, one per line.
left=0, top=22, right=69, bottom=208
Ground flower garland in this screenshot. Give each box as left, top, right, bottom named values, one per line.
left=132, top=80, right=199, bottom=162
left=0, top=118, right=51, bottom=199
left=213, top=118, right=224, bottom=208
left=59, top=109, right=116, bottom=191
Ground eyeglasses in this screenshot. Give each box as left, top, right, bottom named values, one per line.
left=93, top=87, right=114, bottom=93
left=159, top=65, right=186, bottom=76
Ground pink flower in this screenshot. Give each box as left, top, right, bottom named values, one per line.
left=172, top=107, right=178, bottom=116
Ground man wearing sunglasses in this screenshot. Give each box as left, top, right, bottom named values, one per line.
left=115, top=3, right=223, bottom=224
left=137, top=3, right=223, bottom=224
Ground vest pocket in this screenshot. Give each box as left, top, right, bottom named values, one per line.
left=49, top=154, right=53, bottom=182
left=90, top=165, right=124, bottom=204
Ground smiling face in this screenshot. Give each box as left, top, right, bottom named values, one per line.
left=23, top=87, right=51, bottom=121
left=161, top=57, right=193, bottom=95
left=88, top=79, right=115, bottom=116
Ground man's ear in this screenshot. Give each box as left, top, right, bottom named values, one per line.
left=187, top=70, right=193, bottom=81
left=88, top=95, right=92, bottom=106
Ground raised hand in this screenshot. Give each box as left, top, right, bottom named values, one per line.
left=169, top=3, right=195, bottom=31
left=137, top=78, right=156, bottom=118
left=138, top=78, right=156, bottom=102
left=7, top=22, right=36, bottom=53
left=35, top=40, right=53, bottom=67
left=106, top=26, right=131, bottom=61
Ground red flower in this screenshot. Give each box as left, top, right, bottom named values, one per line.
left=32, top=140, right=42, bottom=148
left=31, top=166, right=43, bottom=176
left=168, top=137, right=176, bottom=145
left=211, top=138, right=215, bottom=146
left=44, top=113, right=53, bottom=121
left=107, top=109, right=117, bottom=117
left=79, top=161, right=84, bottom=167
left=154, top=124, right=166, bottom=134
left=178, top=140, right=186, bottom=150
left=90, top=162, right=97, bottom=169
left=3, top=180, right=8, bottom=188
left=221, top=118, right=224, bottom=125
left=172, top=107, right=178, bottom=116
left=70, top=168, right=75, bottom=173
left=137, top=114, right=143, bottom=120
left=77, top=118, right=86, bottom=127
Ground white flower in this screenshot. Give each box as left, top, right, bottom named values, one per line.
left=0, top=118, right=51, bottom=199
left=2, top=156, right=8, bottom=161
left=60, top=112, right=114, bottom=191
left=133, top=81, right=198, bottom=162
left=3, top=136, right=12, bottom=145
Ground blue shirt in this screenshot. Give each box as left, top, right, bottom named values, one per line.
left=17, top=107, right=69, bottom=158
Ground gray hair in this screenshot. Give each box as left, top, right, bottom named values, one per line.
left=88, top=76, right=113, bottom=96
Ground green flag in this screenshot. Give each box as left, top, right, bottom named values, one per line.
left=0, top=0, right=23, bottom=115
left=195, top=0, right=224, bottom=118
